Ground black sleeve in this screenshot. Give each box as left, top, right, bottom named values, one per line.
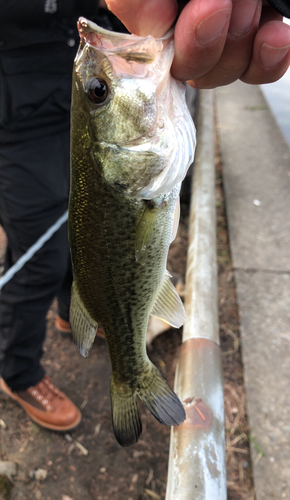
left=0, top=0, right=100, bottom=25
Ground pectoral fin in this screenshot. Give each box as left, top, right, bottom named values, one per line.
left=171, top=197, right=180, bottom=243
left=70, top=281, right=98, bottom=358
left=135, top=201, right=159, bottom=262
left=151, top=271, right=185, bottom=328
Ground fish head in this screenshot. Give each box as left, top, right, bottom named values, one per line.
left=72, top=18, right=196, bottom=198
left=74, top=47, right=157, bottom=145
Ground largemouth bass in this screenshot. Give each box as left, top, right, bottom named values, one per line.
left=69, top=17, right=196, bottom=447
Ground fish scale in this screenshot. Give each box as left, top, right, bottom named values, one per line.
left=69, top=17, right=196, bottom=446
left=71, top=158, right=178, bottom=372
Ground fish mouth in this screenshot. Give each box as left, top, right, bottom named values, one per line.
left=99, top=127, right=160, bottom=151
left=77, top=17, right=174, bottom=66
left=99, top=116, right=169, bottom=151
left=98, top=115, right=196, bottom=200
left=78, top=17, right=174, bottom=42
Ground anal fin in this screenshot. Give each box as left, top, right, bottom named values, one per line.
left=70, top=281, right=98, bottom=358
left=151, top=271, right=185, bottom=328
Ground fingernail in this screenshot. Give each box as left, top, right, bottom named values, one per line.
left=228, top=0, right=259, bottom=37
left=259, top=43, right=290, bottom=68
left=196, top=9, right=231, bottom=45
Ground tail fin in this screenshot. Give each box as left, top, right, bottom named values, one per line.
left=137, top=363, right=185, bottom=426
left=110, top=380, right=142, bottom=447
left=110, top=363, right=185, bottom=447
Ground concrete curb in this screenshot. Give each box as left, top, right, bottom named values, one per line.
left=216, top=81, right=290, bottom=499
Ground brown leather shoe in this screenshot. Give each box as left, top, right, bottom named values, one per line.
left=0, top=376, right=81, bottom=431
left=55, top=315, right=71, bottom=333
left=55, top=315, right=105, bottom=339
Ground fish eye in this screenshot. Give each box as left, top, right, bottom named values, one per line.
left=87, top=78, right=109, bottom=105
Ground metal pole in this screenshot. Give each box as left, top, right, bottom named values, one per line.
left=166, top=89, right=227, bottom=500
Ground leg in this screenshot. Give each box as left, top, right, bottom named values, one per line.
left=0, top=130, right=71, bottom=391
left=0, top=130, right=81, bottom=430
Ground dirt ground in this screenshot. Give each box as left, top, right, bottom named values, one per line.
left=0, top=144, right=255, bottom=500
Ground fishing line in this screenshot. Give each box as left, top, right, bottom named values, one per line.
left=0, top=210, right=68, bottom=290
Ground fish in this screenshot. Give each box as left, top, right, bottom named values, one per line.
left=68, top=17, right=196, bottom=447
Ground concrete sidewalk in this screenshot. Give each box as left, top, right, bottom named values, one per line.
left=216, top=81, right=290, bottom=499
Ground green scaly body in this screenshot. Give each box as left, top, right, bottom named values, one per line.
left=69, top=110, right=178, bottom=384
left=69, top=20, right=188, bottom=446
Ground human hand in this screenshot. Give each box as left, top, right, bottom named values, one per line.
left=105, top=0, right=290, bottom=88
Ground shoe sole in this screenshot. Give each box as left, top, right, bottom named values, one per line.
left=0, top=378, right=82, bottom=432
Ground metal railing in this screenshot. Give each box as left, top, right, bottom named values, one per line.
left=166, top=89, right=227, bottom=500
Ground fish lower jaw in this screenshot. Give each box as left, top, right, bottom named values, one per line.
left=99, top=135, right=155, bottom=151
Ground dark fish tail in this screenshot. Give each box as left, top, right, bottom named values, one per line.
left=137, top=363, right=185, bottom=426
left=110, top=362, right=185, bottom=447
left=110, top=380, right=142, bottom=447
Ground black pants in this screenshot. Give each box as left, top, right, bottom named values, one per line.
left=0, top=129, right=72, bottom=391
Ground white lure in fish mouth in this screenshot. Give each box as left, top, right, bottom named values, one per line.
left=75, top=17, right=196, bottom=200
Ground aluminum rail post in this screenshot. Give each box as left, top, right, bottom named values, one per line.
left=166, top=89, right=227, bottom=500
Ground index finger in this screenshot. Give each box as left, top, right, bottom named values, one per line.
left=106, top=0, right=177, bottom=37
left=106, top=0, right=234, bottom=83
